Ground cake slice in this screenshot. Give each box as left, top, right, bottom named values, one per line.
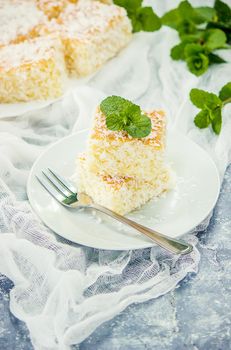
left=76, top=154, right=172, bottom=215
left=0, top=0, right=48, bottom=47
left=53, top=1, right=132, bottom=76
left=85, top=107, right=167, bottom=181
left=0, top=36, right=67, bottom=103
left=76, top=96, right=174, bottom=215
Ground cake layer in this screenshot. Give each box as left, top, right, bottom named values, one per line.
left=0, top=0, right=48, bottom=47
left=76, top=155, right=172, bottom=215
left=86, top=107, right=167, bottom=181
left=0, top=36, right=67, bottom=103
left=53, top=1, right=132, bottom=76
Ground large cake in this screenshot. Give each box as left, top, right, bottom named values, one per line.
left=0, top=0, right=132, bottom=102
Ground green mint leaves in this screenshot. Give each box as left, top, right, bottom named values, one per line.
left=100, top=96, right=151, bottom=138
left=162, top=1, right=217, bottom=34
left=190, top=82, right=231, bottom=134
left=162, top=0, right=230, bottom=76
left=207, top=0, right=231, bottom=43
left=219, top=82, right=231, bottom=102
left=184, top=44, right=209, bottom=76
left=114, top=0, right=230, bottom=76
left=113, top=0, right=161, bottom=33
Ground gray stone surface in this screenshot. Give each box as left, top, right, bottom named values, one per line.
left=0, top=164, right=230, bottom=350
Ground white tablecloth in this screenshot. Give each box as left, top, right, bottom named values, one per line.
left=0, top=1, right=230, bottom=348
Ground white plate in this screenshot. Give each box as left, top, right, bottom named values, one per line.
left=27, top=129, right=220, bottom=250
left=0, top=76, right=92, bottom=118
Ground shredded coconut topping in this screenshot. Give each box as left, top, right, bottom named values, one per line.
left=0, top=36, right=60, bottom=70
left=102, top=174, right=134, bottom=184
left=57, top=1, right=127, bottom=39
left=0, top=0, right=48, bottom=46
left=92, top=107, right=166, bottom=147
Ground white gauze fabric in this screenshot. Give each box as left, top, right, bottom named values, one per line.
left=0, top=0, right=231, bottom=348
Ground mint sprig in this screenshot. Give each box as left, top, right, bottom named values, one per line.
left=207, top=0, right=231, bottom=44
left=113, top=0, right=230, bottom=76
left=190, top=82, right=231, bottom=134
left=113, top=0, right=161, bottom=33
left=162, top=0, right=230, bottom=76
left=100, top=96, right=151, bottom=138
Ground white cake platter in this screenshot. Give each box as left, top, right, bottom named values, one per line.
left=27, top=129, right=220, bottom=250
left=0, top=76, right=93, bottom=118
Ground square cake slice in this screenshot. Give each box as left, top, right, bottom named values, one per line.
left=76, top=155, right=172, bottom=215
left=0, top=0, right=48, bottom=47
left=54, top=1, right=132, bottom=76
left=85, top=107, right=167, bottom=181
left=0, top=36, right=67, bottom=103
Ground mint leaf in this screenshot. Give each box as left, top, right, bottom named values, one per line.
left=190, top=87, right=225, bottom=135
left=208, top=53, right=226, bottom=64
left=170, top=35, right=201, bottom=60
left=113, top=0, right=141, bottom=14
left=171, top=42, right=187, bottom=60
left=184, top=44, right=209, bottom=76
left=125, top=114, right=151, bottom=138
left=106, top=114, right=126, bottom=131
left=203, top=29, right=227, bottom=50
left=178, top=20, right=197, bottom=36
left=211, top=108, right=222, bottom=134
left=178, top=1, right=207, bottom=25
left=185, top=51, right=209, bottom=76
left=130, top=15, right=142, bottom=32
left=190, top=88, right=221, bottom=109
left=114, top=0, right=161, bottom=33
left=184, top=43, right=204, bottom=57
left=207, top=0, right=231, bottom=44
left=190, top=89, right=212, bottom=108
left=161, top=9, right=181, bottom=30
left=219, top=82, right=231, bottom=102
left=162, top=1, right=214, bottom=33
left=136, top=7, right=161, bottom=32
left=179, top=31, right=204, bottom=42
left=194, top=109, right=211, bottom=129
left=194, top=7, right=216, bottom=22
left=214, top=0, right=231, bottom=26
left=178, top=1, right=194, bottom=17
left=100, top=95, right=137, bottom=116
left=100, top=96, right=151, bottom=138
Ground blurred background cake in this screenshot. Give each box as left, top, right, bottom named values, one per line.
left=0, top=0, right=48, bottom=47
left=54, top=1, right=132, bottom=76
left=0, top=0, right=132, bottom=103
left=0, top=36, right=67, bottom=103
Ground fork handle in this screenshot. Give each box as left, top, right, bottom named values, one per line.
left=92, top=203, right=193, bottom=255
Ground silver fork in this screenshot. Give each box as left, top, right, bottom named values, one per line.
left=36, top=169, right=193, bottom=255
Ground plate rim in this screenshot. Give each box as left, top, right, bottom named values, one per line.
left=27, top=129, right=221, bottom=250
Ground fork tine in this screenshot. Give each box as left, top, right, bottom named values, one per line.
left=36, top=175, right=65, bottom=203
left=42, top=171, right=71, bottom=197
left=48, top=168, right=76, bottom=194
